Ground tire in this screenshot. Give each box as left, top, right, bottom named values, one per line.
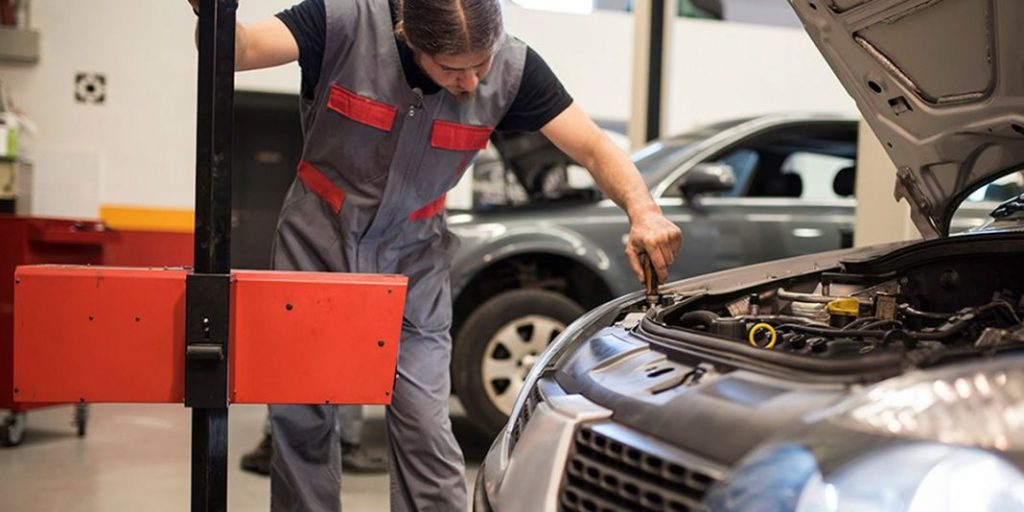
left=453, top=289, right=585, bottom=437
left=1, top=412, right=26, bottom=447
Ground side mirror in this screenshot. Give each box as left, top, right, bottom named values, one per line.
left=679, top=162, right=737, bottom=199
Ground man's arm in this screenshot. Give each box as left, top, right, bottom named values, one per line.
left=233, top=18, right=300, bottom=70
left=540, top=103, right=683, bottom=284
left=189, top=1, right=299, bottom=71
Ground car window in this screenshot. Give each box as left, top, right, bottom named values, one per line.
left=962, top=171, right=1024, bottom=204
left=949, top=170, right=1024, bottom=233
left=777, top=152, right=856, bottom=200
left=663, top=123, right=858, bottom=199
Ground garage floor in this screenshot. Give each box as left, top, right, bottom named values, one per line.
left=0, top=399, right=490, bottom=511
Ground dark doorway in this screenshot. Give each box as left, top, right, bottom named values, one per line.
left=231, top=91, right=303, bottom=269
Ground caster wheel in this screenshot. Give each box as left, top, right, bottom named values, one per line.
left=74, top=404, right=89, bottom=438
left=1, top=412, right=27, bottom=447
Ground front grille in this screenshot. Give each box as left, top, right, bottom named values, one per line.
left=560, top=424, right=720, bottom=512
left=509, top=383, right=543, bottom=451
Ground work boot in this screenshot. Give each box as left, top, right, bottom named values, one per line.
left=341, top=441, right=388, bottom=474
left=239, top=434, right=272, bottom=476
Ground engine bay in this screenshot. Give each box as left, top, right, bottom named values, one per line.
left=659, top=249, right=1024, bottom=361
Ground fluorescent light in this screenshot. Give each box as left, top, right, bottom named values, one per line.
left=511, top=0, right=595, bottom=15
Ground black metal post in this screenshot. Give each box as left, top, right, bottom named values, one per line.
left=188, top=1, right=235, bottom=511
left=645, top=0, right=666, bottom=142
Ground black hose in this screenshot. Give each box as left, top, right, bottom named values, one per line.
left=678, top=310, right=720, bottom=331
left=775, top=324, right=889, bottom=338
left=861, top=319, right=904, bottom=331
left=842, top=316, right=880, bottom=331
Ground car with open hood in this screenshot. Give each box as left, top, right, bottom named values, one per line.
left=450, top=113, right=868, bottom=437
left=474, top=1, right=1024, bottom=510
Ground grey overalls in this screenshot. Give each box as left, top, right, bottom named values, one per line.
left=266, top=0, right=526, bottom=510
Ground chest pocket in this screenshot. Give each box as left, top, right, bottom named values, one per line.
left=431, top=119, right=491, bottom=188
left=324, top=84, right=398, bottom=183
left=407, top=120, right=493, bottom=221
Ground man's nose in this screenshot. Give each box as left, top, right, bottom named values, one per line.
left=459, top=70, right=480, bottom=92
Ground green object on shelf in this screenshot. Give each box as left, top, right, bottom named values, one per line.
left=679, top=0, right=722, bottom=19
left=6, top=125, right=17, bottom=160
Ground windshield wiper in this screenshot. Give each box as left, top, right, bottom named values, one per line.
left=990, top=193, right=1024, bottom=219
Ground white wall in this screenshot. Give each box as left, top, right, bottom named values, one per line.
left=0, top=0, right=298, bottom=217
left=1, top=1, right=200, bottom=215
left=853, top=120, right=920, bottom=247
left=507, top=6, right=856, bottom=134
left=505, top=6, right=635, bottom=122
left=0, top=1, right=855, bottom=216
left=664, top=17, right=856, bottom=134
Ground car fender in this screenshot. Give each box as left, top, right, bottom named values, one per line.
left=449, top=224, right=617, bottom=301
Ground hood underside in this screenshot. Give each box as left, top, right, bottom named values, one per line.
left=790, top=0, right=1024, bottom=237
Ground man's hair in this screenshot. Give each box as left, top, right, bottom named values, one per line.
left=395, top=0, right=504, bottom=56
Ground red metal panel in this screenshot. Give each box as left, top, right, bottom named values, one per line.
left=13, top=266, right=188, bottom=403
left=230, top=270, right=407, bottom=405
left=14, top=265, right=408, bottom=406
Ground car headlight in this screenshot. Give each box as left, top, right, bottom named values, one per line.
left=795, top=443, right=1024, bottom=512
left=703, top=357, right=1024, bottom=512
left=830, top=357, right=1024, bottom=451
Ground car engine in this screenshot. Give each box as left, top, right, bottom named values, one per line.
left=661, top=248, right=1024, bottom=360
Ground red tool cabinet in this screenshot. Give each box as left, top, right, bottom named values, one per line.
left=0, top=215, right=111, bottom=445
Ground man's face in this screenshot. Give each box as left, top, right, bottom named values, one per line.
left=412, top=47, right=495, bottom=102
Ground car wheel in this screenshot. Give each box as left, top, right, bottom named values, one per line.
left=454, top=289, right=585, bottom=436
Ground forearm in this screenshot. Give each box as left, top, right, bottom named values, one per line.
left=577, top=137, right=661, bottom=222
left=540, top=102, right=682, bottom=282
left=541, top=103, right=660, bottom=222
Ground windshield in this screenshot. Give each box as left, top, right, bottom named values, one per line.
left=634, top=118, right=753, bottom=188
left=469, top=118, right=753, bottom=209
left=949, top=170, right=1024, bottom=233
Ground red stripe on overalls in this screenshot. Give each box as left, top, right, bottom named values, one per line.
left=409, top=194, right=446, bottom=221
left=297, top=161, right=345, bottom=214
left=431, top=120, right=492, bottom=151
left=327, top=85, right=398, bottom=132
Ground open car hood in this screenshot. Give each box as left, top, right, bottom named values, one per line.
left=790, top=0, right=1024, bottom=237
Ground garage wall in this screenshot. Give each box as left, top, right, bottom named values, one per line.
left=1, top=0, right=200, bottom=216
left=0, top=1, right=299, bottom=218
left=0, top=1, right=853, bottom=218
left=664, top=18, right=856, bottom=134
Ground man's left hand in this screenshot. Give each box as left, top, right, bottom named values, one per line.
left=625, top=210, right=682, bottom=285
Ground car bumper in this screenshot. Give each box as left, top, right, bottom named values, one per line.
left=478, top=376, right=727, bottom=511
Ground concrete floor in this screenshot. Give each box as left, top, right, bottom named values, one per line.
left=0, top=399, right=493, bottom=511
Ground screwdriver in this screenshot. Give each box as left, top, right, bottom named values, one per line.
left=642, top=253, right=660, bottom=308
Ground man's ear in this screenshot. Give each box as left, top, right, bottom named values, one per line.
left=394, top=20, right=413, bottom=48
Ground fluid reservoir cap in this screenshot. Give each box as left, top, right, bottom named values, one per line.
left=827, top=298, right=860, bottom=317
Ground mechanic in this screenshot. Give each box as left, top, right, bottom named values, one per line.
left=190, top=0, right=682, bottom=510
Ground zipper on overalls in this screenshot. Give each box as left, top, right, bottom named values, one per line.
left=408, top=87, right=424, bottom=117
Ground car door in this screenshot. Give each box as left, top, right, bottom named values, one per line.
left=658, top=121, right=858, bottom=277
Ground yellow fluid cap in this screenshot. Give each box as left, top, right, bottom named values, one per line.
left=827, top=298, right=860, bottom=317
left=748, top=323, right=777, bottom=349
